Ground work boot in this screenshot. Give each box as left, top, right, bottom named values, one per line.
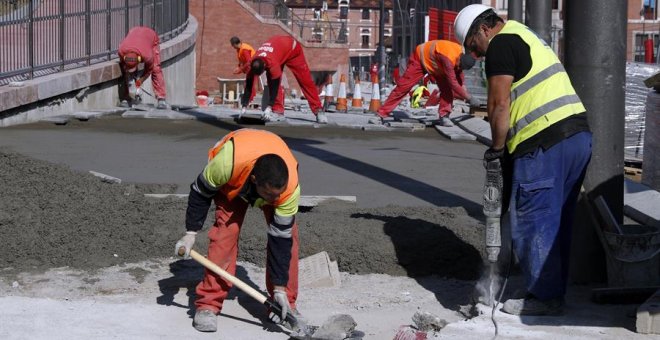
left=157, top=99, right=170, bottom=110
left=193, top=309, right=217, bottom=332
left=316, top=111, right=328, bottom=124
left=501, top=296, right=564, bottom=316
left=119, top=100, right=131, bottom=108
left=262, top=110, right=286, bottom=122
left=438, top=116, right=454, bottom=127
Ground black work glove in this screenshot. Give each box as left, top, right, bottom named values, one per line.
left=483, top=147, right=505, bottom=169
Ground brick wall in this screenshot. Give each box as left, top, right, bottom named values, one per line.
left=190, top=0, right=349, bottom=95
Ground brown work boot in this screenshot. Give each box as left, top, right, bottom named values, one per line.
left=193, top=309, right=217, bottom=332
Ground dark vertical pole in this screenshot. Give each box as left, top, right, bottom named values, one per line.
left=379, top=0, right=386, bottom=92
left=126, top=0, right=130, bottom=35
left=508, top=0, right=523, bottom=21
left=28, top=0, right=34, bottom=78
left=107, top=0, right=112, bottom=60
left=525, top=0, right=552, bottom=45
left=565, top=0, right=627, bottom=282
left=85, top=0, right=91, bottom=65
left=140, top=0, right=144, bottom=26
left=59, top=0, right=65, bottom=71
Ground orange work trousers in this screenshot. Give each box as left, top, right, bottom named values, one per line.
left=195, top=194, right=299, bottom=314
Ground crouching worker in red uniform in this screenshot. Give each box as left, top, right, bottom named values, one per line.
left=118, top=26, right=169, bottom=109
left=175, top=128, right=301, bottom=333
left=240, top=35, right=328, bottom=124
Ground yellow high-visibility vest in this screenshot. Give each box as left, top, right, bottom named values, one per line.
left=498, top=20, right=585, bottom=153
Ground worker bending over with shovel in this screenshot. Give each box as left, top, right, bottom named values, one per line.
left=376, top=39, right=480, bottom=127
left=455, top=5, right=592, bottom=315
left=118, top=26, right=169, bottom=109
left=175, top=128, right=301, bottom=332
left=240, top=35, right=328, bottom=124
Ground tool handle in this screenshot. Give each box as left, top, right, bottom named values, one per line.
left=186, top=248, right=268, bottom=304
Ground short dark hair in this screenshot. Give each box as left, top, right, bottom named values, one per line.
left=250, top=58, right=265, bottom=75
left=253, top=154, right=288, bottom=189
left=230, top=36, right=240, bottom=45
left=465, top=9, right=503, bottom=47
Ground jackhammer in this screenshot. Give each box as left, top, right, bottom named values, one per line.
left=483, top=156, right=503, bottom=263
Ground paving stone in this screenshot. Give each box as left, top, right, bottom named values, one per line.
left=637, top=288, right=660, bottom=334
left=434, top=125, right=477, bottom=141
left=624, top=179, right=660, bottom=228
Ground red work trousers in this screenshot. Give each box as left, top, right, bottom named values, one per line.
left=272, top=86, right=286, bottom=114
left=272, top=44, right=323, bottom=114
left=377, top=53, right=453, bottom=118
left=195, top=195, right=300, bottom=314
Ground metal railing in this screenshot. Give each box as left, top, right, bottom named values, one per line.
left=0, top=0, right=189, bottom=86
left=242, top=0, right=349, bottom=44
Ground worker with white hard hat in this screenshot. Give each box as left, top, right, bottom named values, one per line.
left=454, top=4, right=592, bottom=316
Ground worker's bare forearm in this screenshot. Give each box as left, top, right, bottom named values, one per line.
left=489, top=104, right=510, bottom=150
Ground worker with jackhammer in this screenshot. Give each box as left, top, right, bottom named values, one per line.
left=240, top=35, right=328, bottom=124
left=118, top=26, right=169, bottom=109
left=455, top=4, right=592, bottom=316
left=175, top=129, right=301, bottom=332
left=376, top=39, right=480, bottom=127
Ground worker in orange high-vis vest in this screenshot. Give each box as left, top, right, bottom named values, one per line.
left=377, top=40, right=480, bottom=127
left=175, top=129, right=301, bottom=333
left=230, top=36, right=257, bottom=103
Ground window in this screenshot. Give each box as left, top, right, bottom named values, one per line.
left=339, top=6, right=348, bottom=19
left=384, top=28, right=392, bottom=37
left=361, top=28, right=371, bottom=48
left=496, top=0, right=508, bottom=10
left=642, top=0, right=658, bottom=20
left=384, top=10, right=390, bottom=24
left=634, top=33, right=659, bottom=62
left=362, top=9, right=370, bottom=20
left=552, top=0, right=559, bottom=10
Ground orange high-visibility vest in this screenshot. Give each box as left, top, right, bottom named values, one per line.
left=416, top=40, right=462, bottom=73
left=208, top=129, right=298, bottom=206
left=237, top=43, right=256, bottom=65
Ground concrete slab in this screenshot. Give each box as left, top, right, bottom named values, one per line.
left=434, top=125, right=477, bottom=141
left=624, top=179, right=660, bottom=228
left=637, top=288, right=660, bottom=334
left=89, top=170, right=122, bottom=184
left=298, top=251, right=341, bottom=288
left=39, top=116, right=70, bottom=125
left=455, top=116, right=492, bottom=145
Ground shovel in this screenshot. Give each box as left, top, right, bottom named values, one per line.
left=179, top=248, right=358, bottom=339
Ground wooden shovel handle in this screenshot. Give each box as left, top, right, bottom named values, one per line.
left=183, top=248, right=268, bottom=304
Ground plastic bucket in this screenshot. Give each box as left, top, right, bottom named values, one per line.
left=604, top=224, right=660, bottom=287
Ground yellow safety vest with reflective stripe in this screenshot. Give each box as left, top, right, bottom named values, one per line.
left=498, top=20, right=586, bottom=153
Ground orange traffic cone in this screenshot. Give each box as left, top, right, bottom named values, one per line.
left=324, top=74, right=334, bottom=111
left=368, top=74, right=381, bottom=112
left=351, top=76, right=363, bottom=108
left=336, top=74, right=348, bottom=112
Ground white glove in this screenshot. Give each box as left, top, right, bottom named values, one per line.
left=175, top=231, right=197, bottom=259
left=269, top=288, right=290, bottom=324
left=467, top=96, right=481, bottom=108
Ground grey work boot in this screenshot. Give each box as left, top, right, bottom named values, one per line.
left=262, top=111, right=286, bottom=122
left=501, top=296, right=564, bottom=316
left=315, top=111, right=328, bottom=124
left=193, top=309, right=217, bottom=332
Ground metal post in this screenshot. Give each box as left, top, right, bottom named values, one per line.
left=126, top=0, right=130, bottom=35
left=28, top=0, right=34, bottom=78
left=508, top=0, right=523, bottom=22
left=85, top=0, right=91, bottom=66
left=107, top=0, right=112, bottom=60
left=525, top=0, right=552, bottom=45
left=565, top=0, right=627, bottom=281
left=140, top=0, right=144, bottom=25
left=59, top=0, right=65, bottom=71
left=378, top=0, right=386, bottom=93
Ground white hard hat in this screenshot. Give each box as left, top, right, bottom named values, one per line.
left=454, top=4, right=493, bottom=46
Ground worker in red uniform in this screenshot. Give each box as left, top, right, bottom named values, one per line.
left=377, top=40, right=480, bottom=127
left=240, top=35, right=327, bottom=124
left=230, top=36, right=257, bottom=103
left=175, top=128, right=302, bottom=333
left=118, top=26, right=169, bottom=109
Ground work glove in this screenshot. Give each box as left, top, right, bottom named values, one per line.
left=233, top=67, right=242, bottom=75
left=175, top=231, right=197, bottom=259
left=136, top=79, right=142, bottom=88
left=467, top=96, right=482, bottom=108
left=269, top=288, right=291, bottom=325
left=483, top=147, right=505, bottom=169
